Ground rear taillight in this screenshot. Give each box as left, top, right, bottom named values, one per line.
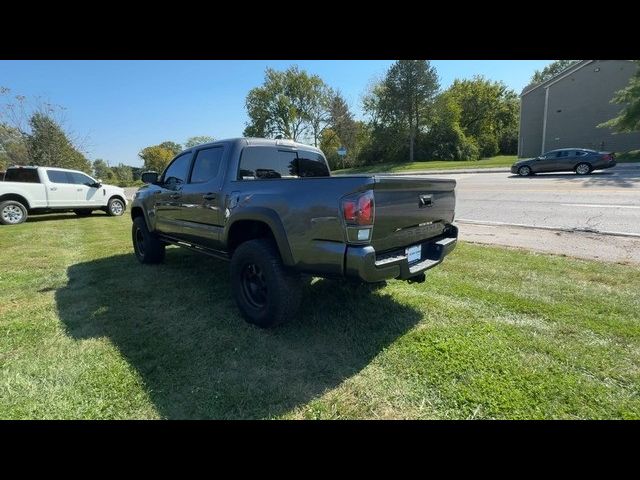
left=342, top=190, right=374, bottom=226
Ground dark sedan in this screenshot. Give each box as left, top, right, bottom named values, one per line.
left=511, top=148, right=616, bottom=176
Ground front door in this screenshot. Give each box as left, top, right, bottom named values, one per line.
left=177, top=145, right=225, bottom=249
left=44, top=170, right=80, bottom=207
left=69, top=171, right=103, bottom=206
left=154, top=152, right=194, bottom=237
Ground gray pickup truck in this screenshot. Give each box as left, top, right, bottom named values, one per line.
left=131, top=137, right=458, bottom=327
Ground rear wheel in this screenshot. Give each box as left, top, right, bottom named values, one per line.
left=132, top=216, right=165, bottom=264
left=0, top=200, right=28, bottom=225
left=518, top=165, right=532, bottom=176
left=575, top=163, right=592, bottom=175
left=230, top=239, right=302, bottom=328
left=74, top=209, right=93, bottom=216
left=107, top=197, right=125, bottom=216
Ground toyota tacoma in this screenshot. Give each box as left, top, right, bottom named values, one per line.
left=131, top=138, right=457, bottom=327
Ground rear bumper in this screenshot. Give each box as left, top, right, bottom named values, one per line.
left=344, top=225, right=458, bottom=283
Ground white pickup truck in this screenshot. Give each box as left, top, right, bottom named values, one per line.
left=0, top=166, right=128, bottom=225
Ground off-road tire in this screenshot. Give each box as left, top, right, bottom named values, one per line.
left=230, top=238, right=302, bottom=328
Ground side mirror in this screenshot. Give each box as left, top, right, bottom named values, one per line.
left=141, top=171, right=159, bottom=184
left=92, top=182, right=102, bottom=188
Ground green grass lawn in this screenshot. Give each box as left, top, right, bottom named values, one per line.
left=1, top=214, right=639, bottom=419
left=334, top=155, right=517, bottom=174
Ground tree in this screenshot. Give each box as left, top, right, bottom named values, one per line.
left=92, top=159, right=114, bottom=181
left=328, top=92, right=357, bottom=151
left=422, top=92, right=479, bottom=161
left=320, top=128, right=343, bottom=170
left=366, top=60, right=440, bottom=162
left=444, top=76, right=519, bottom=157
left=0, top=123, right=28, bottom=170
left=243, top=66, right=332, bottom=143
left=599, top=60, right=640, bottom=133
left=318, top=91, right=358, bottom=164
left=111, top=163, right=134, bottom=186
left=158, top=141, right=182, bottom=155
left=27, top=113, right=91, bottom=173
left=530, top=60, right=580, bottom=85
left=138, top=144, right=175, bottom=172
left=184, top=136, right=215, bottom=149
left=1, top=87, right=91, bottom=171
left=306, top=83, right=334, bottom=147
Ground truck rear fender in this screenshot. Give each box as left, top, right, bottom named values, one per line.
left=224, top=208, right=295, bottom=266
left=0, top=193, right=31, bottom=210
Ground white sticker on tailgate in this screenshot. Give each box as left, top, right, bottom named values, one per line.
left=406, top=244, right=422, bottom=264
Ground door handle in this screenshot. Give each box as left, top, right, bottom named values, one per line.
left=50, top=187, right=57, bottom=191
left=202, top=193, right=217, bottom=201
left=419, top=194, right=433, bottom=208
left=77, top=188, right=83, bottom=192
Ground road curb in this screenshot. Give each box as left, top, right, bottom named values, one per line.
left=457, top=219, right=640, bottom=239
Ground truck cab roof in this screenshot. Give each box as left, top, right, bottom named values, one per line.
left=179, top=137, right=325, bottom=156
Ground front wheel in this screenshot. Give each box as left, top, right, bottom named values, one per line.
left=518, top=165, right=532, bottom=176
left=107, top=197, right=125, bottom=216
left=0, top=200, right=28, bottom=225
left=132, top=216, right=165, bottom=264
left=230, top=239, right=302, bottom=328
left=575, top=163, right=592, bottom=175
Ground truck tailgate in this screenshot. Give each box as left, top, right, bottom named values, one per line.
left=371, top=175, right=456, bottom=252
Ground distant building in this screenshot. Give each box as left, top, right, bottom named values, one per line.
left=518, top=60, right=640, bottom=158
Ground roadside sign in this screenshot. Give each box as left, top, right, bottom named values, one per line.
left=337, top=147, right=347, bottom=157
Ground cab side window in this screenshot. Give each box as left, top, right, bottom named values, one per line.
left=162, top=152, right=193, bottom=190
left=46, top=170, right=72, bottom=184
left=69, top=172, right=96, bottom=186
left=238, top=147, right=297, bottom=180
left=190, top=147, right=224, bottom=184
left=297, top=151, right=330, bottom=177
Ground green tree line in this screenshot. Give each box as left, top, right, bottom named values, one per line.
left=242, top=61, right=521, bottom=169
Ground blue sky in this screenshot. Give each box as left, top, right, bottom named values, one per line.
left=0, top=60, right=551, bottom=167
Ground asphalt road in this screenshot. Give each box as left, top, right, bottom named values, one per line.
left=442, top=165, right=640, bottom=236
left=125, top=165, right=640, bottom=236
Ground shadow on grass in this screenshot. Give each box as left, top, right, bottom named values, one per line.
left=27, top=212, right=110, bottom=222
left=55, top=248, right=421, bottom=419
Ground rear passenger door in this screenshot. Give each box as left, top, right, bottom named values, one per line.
left=571, top=150, right=588, bottom=169
left=45, top=170, right=79, bottom=207
left=552, top=150, right=570, bottom=172
left=177, top=145, right=226, bottom=248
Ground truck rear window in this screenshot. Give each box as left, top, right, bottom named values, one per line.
left=4, top=168, right=40, bottom=183
left=238, top=147, right=329, bottom=180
